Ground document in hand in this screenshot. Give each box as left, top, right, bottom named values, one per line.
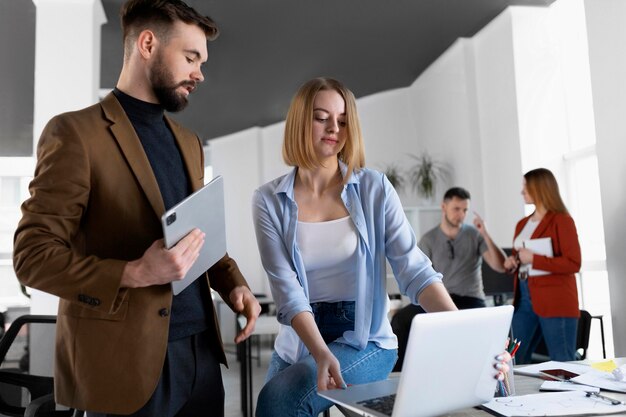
left=523, top=237, right=553, bottom=276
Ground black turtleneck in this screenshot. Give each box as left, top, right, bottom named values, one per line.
left=113, top=88, right=210, bottom=341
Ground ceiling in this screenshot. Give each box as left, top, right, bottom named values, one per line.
left=100, top=0, right=554, bottom=143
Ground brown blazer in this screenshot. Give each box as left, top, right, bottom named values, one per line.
left=13, top=93, right=248, bottom=414
left=511, top=212, right=581, bottom=318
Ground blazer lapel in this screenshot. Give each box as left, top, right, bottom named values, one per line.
left=101, top=93, right=165, bottom=217
left=166, top=116, right=204, bottom=192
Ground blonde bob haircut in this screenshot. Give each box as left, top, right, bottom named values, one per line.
left=524, top=168, right=569, bottom=214
left=282, top=77, right=365, bottom=183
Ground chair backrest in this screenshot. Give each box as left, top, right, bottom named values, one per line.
left=0, top=314, right=76, bottom=417
left=530, top=308, right=593, bottom=363
left=576, top=309, right=592, bottom=360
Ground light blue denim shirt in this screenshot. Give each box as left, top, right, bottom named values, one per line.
left=252, top=162, right=443, bottom=364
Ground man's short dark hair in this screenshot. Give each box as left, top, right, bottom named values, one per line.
left=443, top=187, right=471, bottom=201
left=121, top=0, right=219, bottom=55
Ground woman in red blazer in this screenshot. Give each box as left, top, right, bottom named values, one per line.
left=504, top=168, right=581, bottom=364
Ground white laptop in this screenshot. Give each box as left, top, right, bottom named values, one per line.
left=319, top=305, right=514, bottom=417
left=161, top=175, right=227, bottom=295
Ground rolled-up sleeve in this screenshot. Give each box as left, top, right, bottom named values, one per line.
left=251, top=189, right=312, bottom=325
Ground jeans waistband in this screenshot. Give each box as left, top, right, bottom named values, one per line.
left=310, top=300, right=355, bottom=315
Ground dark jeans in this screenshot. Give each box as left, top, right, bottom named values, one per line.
left=311, top=301, right=356, bottom=343
left=511, top=279, right=577, bottom=364
left=390, top=294, right=486, bottom=371
left=87, top=328, right=224, bottom=417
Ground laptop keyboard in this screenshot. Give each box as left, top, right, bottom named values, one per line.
left=357, top=393, right=396, bottom=416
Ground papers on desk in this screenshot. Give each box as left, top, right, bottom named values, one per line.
left=523, top=237, right=553, bottom=276
left=514, top=360, right=591, bottom=378
left=572, top=370, right=626, bottom=393
left=481, top=391, right=626, bottom=416
left=540, top=380, right=599, bottom=393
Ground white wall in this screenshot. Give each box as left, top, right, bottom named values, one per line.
left=584, top=0, right=626, bottom=357
left=471, top=10, right=526, bottom=246
left=357, top=88, right=420, bottom=205
left=407, top=39, right=481, bottom=208
left=209, top=127, right=267, bottom=294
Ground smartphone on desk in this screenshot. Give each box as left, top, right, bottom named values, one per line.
left=539, top=368, right=580, bottom=381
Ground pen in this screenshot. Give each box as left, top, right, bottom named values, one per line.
left=507, top=339, right=517, bottom=354
left=586, top=391, right=623, bottom=405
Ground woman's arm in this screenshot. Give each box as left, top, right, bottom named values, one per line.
left=291, top=312, right=346, bottom=391
left=252, top=190, right=312, bottom=326
left=416, top=282, right=457, bottom=313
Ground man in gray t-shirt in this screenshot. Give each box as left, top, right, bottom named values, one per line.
left=391, top=187, right=506, bottom=370
left=420, top=221, right=489, bottom=302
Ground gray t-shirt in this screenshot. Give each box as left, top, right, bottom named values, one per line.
left=418, top=224, right=488, bottom=299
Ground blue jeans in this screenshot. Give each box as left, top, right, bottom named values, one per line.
left=256, top=301, right=397, bottom=417
left=512, top=279, right=577, bottom=364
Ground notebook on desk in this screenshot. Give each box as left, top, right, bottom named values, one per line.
left=319, top=305, right=514, bottom=417
left=161, top=175, right=227, bottom=295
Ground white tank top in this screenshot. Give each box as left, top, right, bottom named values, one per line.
left=296, top=216, right=358, bottom=303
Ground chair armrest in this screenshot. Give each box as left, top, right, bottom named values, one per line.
left=24, top=393, right=56, bottom=417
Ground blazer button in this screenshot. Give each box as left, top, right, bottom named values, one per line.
left=159, top=308, right=169, bottom=317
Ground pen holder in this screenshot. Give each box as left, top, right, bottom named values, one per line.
left=494, top=361, right=515, bottom=397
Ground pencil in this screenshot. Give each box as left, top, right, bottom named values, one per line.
left=503, top=370, right=512, bottom=396
left=510, top=341, right=521, bottom=358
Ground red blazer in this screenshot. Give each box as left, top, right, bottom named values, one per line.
left=512, top=212, right=581, bottom=318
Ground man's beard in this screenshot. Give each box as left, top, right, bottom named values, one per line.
left=150, top=56, right=196, bottom=112
left=444, top=214, right=462, bottom=228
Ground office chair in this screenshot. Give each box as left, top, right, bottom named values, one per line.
left=0, top=314, right=80, bottom=417
left=530, top=309, right=593, bottom=363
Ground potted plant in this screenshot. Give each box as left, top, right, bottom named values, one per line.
left=382, top=163, right=406, bottom=192
left=407, top=152, right=448, bottom=200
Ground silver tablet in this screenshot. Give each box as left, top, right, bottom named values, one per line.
left=161, top=175, right=227, bottom=295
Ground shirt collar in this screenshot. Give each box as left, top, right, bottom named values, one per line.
left=275, top=160, right=360, bottom=199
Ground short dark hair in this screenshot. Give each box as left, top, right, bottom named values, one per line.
left=121, top=0, right=219, bottom=55
left=443, top=187, right=471, bottom=201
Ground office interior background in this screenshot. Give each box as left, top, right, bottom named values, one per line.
left=0, top=0, right=624, bottom=370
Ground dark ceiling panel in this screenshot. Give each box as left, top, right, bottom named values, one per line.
left=101, top=0, right=554, bottom=142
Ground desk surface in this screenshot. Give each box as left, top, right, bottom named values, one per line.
left=336, top=358, right=626, bottom=417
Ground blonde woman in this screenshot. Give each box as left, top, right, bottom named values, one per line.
left=252, top=78, right=509, bottom=416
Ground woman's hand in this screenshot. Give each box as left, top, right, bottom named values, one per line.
left=517, top=248, right=534, bottom=264
left=314, top=349, right=346, bottom=391
left=494, top=351, right=512, bottom=380
left=503, top=255, right=519, bottom=273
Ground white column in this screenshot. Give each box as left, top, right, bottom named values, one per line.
left=584, top=0, right=626, bottom=357
left=32, top=0, right=106, bottom=146
left=29, top=1, right=106, bottom=376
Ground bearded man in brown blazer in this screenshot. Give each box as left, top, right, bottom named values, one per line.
left=13, top=1, right=261, bottom=416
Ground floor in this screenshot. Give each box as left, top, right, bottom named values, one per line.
left=222, top=337, right=346, bottom=417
